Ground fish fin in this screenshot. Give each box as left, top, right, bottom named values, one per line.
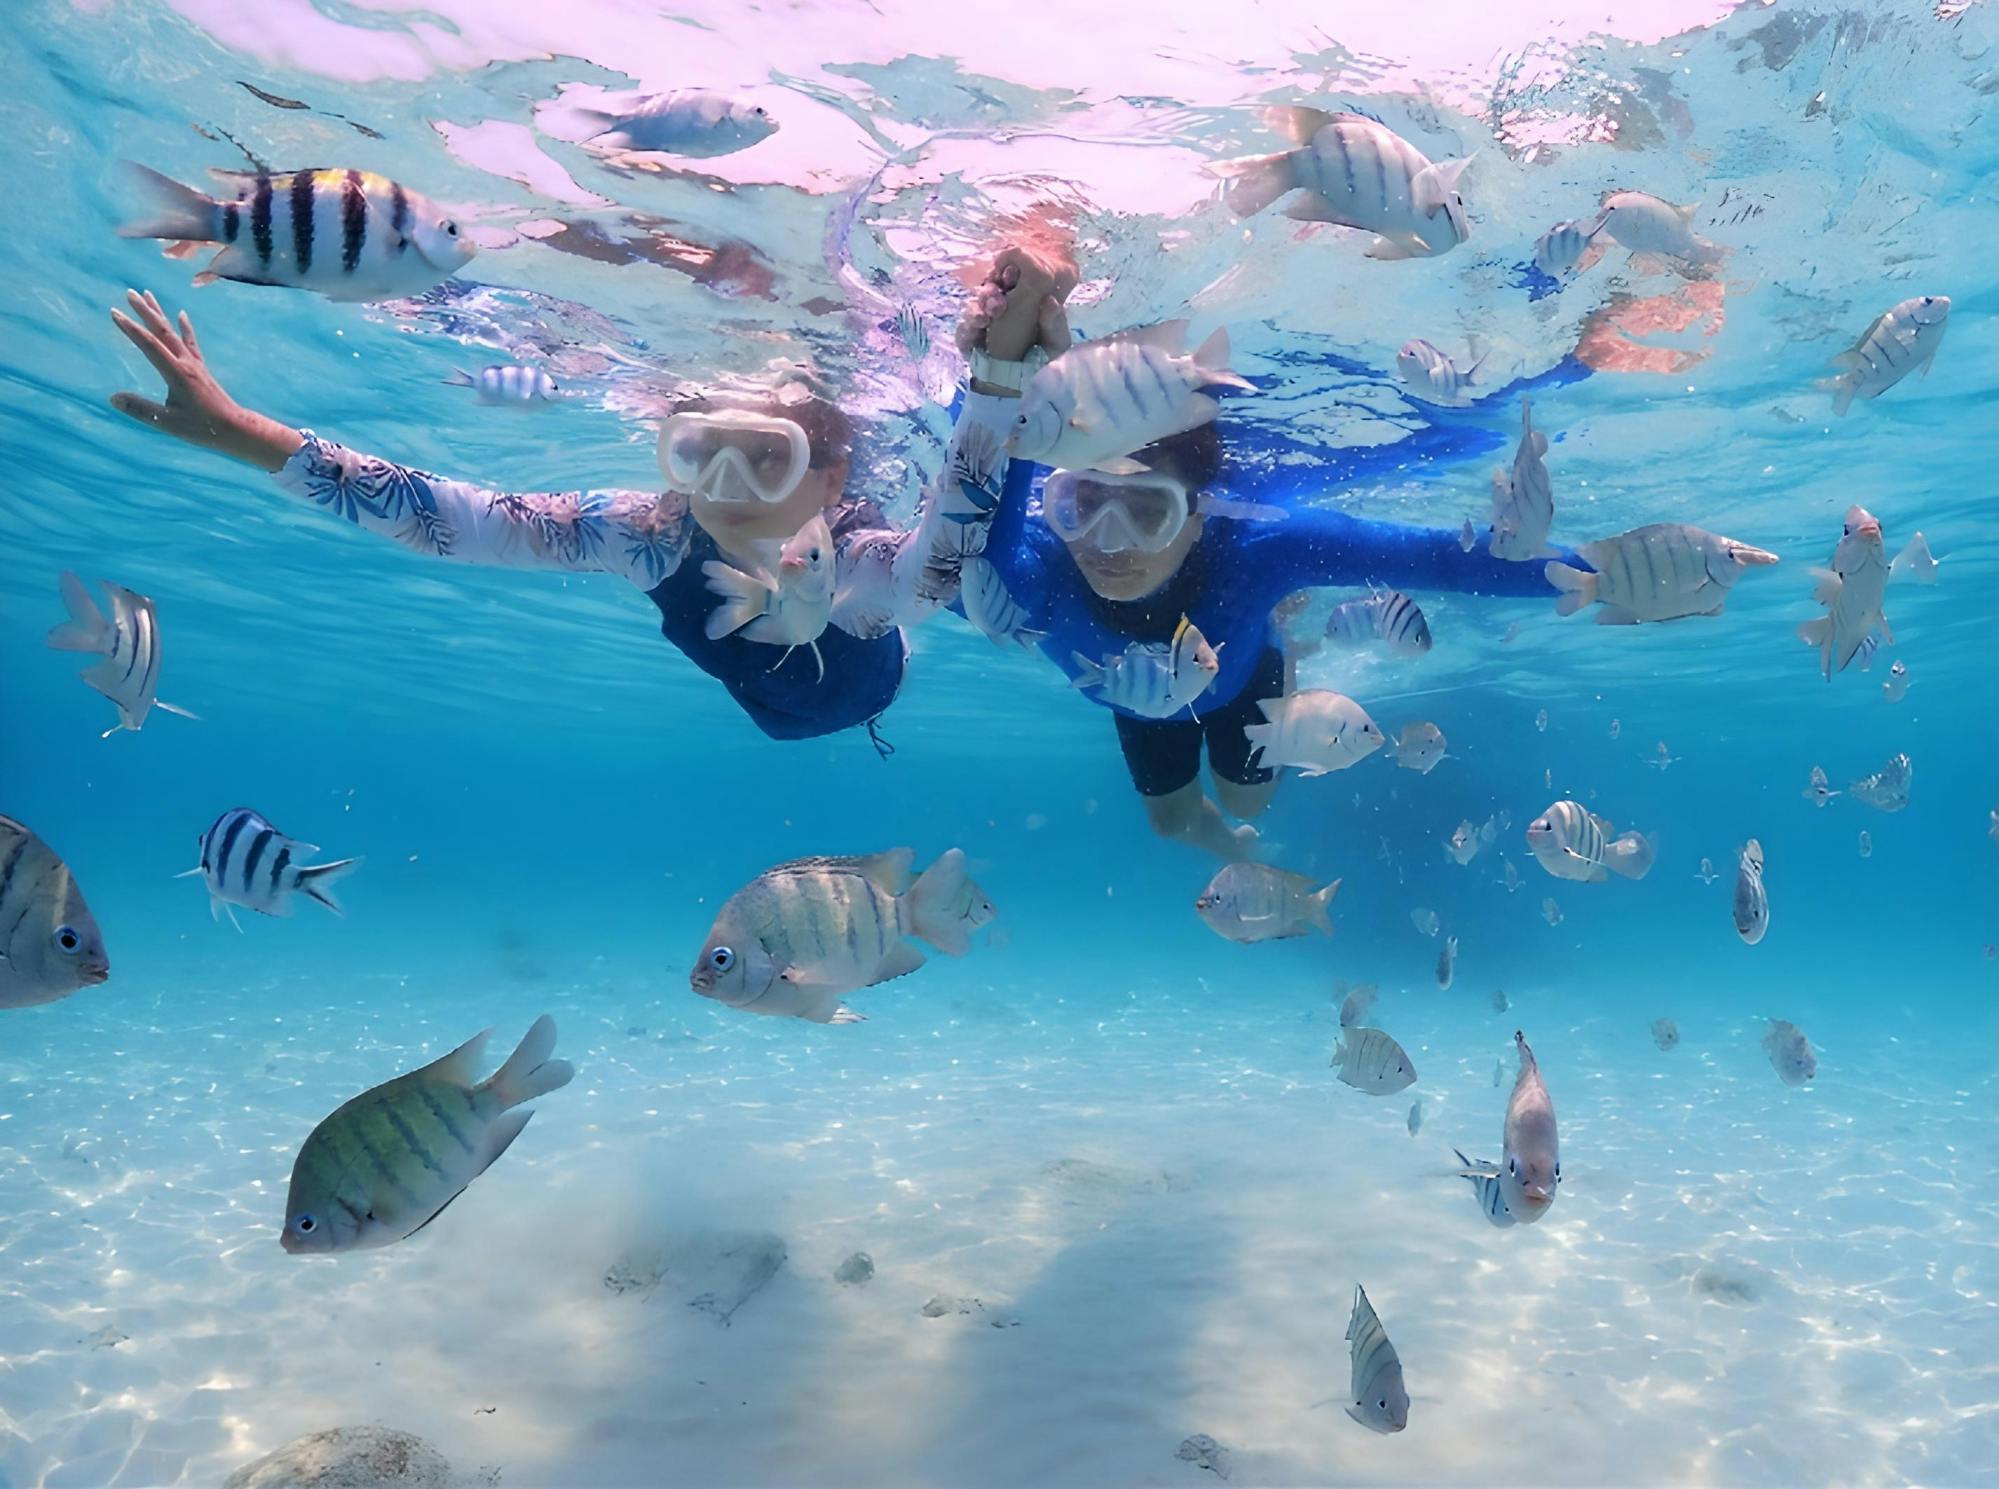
left=1920, top=345, right=1937, bottom=379
left=1808, top=568, right=1843, bottom=606
left=1178, top=391, right=1221, bottom=428
left=1208, top=150, right=1299, bottom=218
left=481, top=1014, right=575, bottom=1108
left=1093, top=318, right=1190, bottom=352
left=1796, top=616, right=1832, bottom=648
left=809, top=638, right=825, bottom=685
left=293, top=856, right=361, bottom=916
left=701, top=560, right=772, bottom=639
left=442, top=369, right=476, bottom=387
left=172, top=866, right=203, bottom=879
left=1364, top=235, right=1425, bottom=260
left=869, top=939, right=928, bottom=984
left=1311, top=879, right=1341, bottom=936
left=1544, top=561, right=1594, bottom=617
left=403, top=1186, right=470, bottom=1239
left=846, top=847, right=917, bottom=895
left=46, top=572, right=111, bottom=653
left=420, top=1027, right=494, bottom=1087
left=473, top=1109, right=533, bottom=1178
left=1594, top=605, right=1641, bottom=626
left=117, top=162, right=220, bottom=241
left=1281, top=193, right=1360, bottom=226
left=224, top=901, right=243, bottom=933
left=1088, top=456, right=1149, bottom=476
left=1329, top=1033, right=1347, bottom=1068
left=1588, top=865, right=1609, bottom=883
left=190, top=270, right=220, bottom=289
left=1264, top=105, right=1337, bottom=143
left=1878, top=613, right=1894, bottom=645
left=826, top=1007, right=868, bottom=1025
left=1412, top=154, right=1473, bottom=212
left=1820, top=375, right=1857, bottom=417
left=1605, top=832, right=1657, bottom=881
left=1069, top=652, right=1105, bottom=690
left=905, top=847, right=971, bottom=955
left=155, top=700, right=200, bottom=720
left=1192, top=326, right=1255, bottom=391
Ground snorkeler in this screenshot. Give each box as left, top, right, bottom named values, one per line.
left=103, top=288, right=1017, bottom=742
left=949, top=250, right=1590, bottom=860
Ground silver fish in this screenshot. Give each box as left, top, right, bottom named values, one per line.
left=1761, top=1019, right=1816, bottom=1086
left=1732, top=839, right=1769, bottom=945
left=1589, top=190, right=1723, bottom=265
left=1819, top=295, right=1949, bottom=416
left=1435, top=935, right=1458, bottom=991
left=961, top=555, right=1044, bottom=651
left=1540, top=897, right=1562, bottom=927
left=0, top=817, right=110, bottom=1008
left=1533, top=217, right=1606, bottom=277
left=1325, top=588, right=1432, bottom=655
left=1534, top=707, right=1549, bottom=732
left=1500, top=857, right=1523, bottom=894
left=1445, top=821, right=1479, bottom=866
left=703, top=515, right=836, bottom=680
left=1492, top=1060, right=1504, bottom=1087
left=1396, top=338, right=1482, bottom=406
left=1491, top=988, right=1509, bottom=1014
left=1243, top=689, right=1385, bottom=775
left=1525, top=800, right=1653, bottom=883
left=45, top=572, right=197, bottom=737
left=444, top=364, right=559, bottom=407
left=1072, top=615, right=1221, bottom=720
left=1009, top=323, right=1252, bottom=471
left=1798, top=505, right=1892, bottom=681
left=1848, top=753, right=1912, bottom=813
left=1889, top=531, right=1940, bottom=585
left=1197, top=864, right=1339, bottom=942
left=1485, top=397, right=1553, bottom=561
left=1331, top=1027, right=1417, bottom=1095
left=1548, top=521, right=1780, bottom=625
left=1407, top=1099, right=1423, bottom=1137
left=1651, top=1018, right=1679, bottom=1052
left=1390, top=721, right=1447, bottom=774
left=1344, top=1285, right=1410, bottom=1433
left=579, top=90, right=777, bottom=156
left=1857, top=830, right=1872, bottom=859
left=1648, top=742, right=1676, bottom=770
left=1459, top=518, right=1477, bottom=552
left=1695, top=857, right=1719, bottom=886
left=1802, top=766, right=1840, bottom=808
left=1338, top=982, right=1379, bottom=1028
left=1881, top=660, right=1910, bottom=703
left=1410, top=907, right=1440, bottom=938
left=178, top=808, right=361, bottom=929
left=1454, top=1144, right=1514, bottom=1226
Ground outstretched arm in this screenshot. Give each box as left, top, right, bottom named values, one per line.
left=1255, top=502, right=1588, bottom=598
left=108, top=291, right=685, bottom=589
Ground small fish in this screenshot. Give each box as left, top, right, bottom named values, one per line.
left=1331, top=1027, right=1417, bottom=1095
left=1857, top=830, right=1872, bottom=859
left=1444, top=821, right=1480, bottom=867
left=1339, top=982, right=1379, bottom=1028
left=1535, top=707, right=1549, bottom=732
left=1491, top=988, right=1509, bottom=1013
left=1196, top=864, right=1340, bottom=942
left=1410, top=907, right=1440, bottom=938
left=1802, top=766, right=1840, bottom=809
left=1213, top=107, right=1472, bottom=260
left=1647, top=742, right=1676, bottom=770
left=1533, top=217, right=1607, bottom=277
left=960, top=555, right=1044, bottom=652
left=1695, top=857, right=1719, bottom=886
left=691, top=848, right=977, bottom=1024
left=1008, top=322, right=1252, bottom=472
left=1459, top=518, right=1477, bottom=552
left=177, top=808, right=360, bottom=929
left=1485, top=397, right=1554, bottom=561
left=1608, top=718, right=1622, bottom=740
left=1242, top=689, right=1385, bottom=775
left=1435, top=935, right=1458, bottom=991
left=0, top=817, right=111, bottom=1009
left=1344, top=1285, right=1410, bottom=1433
left=1889, top=531, right=1940, bottom=585
left=1651, top=1018, right=1679, bottom=1052
left=1453, top=1144, right=1514, bottom=1226
left=1881, top=660, right=1910, bottom=703
left=577, top=90, right=777, bottom=156
left=1390, top=721, right=1447, bottom=774
left=1526, top=800, right=1654, bottom=884
left=281, top=1016, right=574, bottom=1254
left=1848, top=753, right=1912, bottom=813
left=1761, top=1019, right=1816, bottom=1087
left=1589, top=190, right=1723, bottom=266
left=120, top=163, right=476, bottom=302
left=1818, top=295, right=1949, bottom=416
left=45, top=572, right=198, bottom=737
left=1325, top=588, right=1432, bottom=655
left=1546, top=523, right=1778, bottom=625
left=1540, top=897, right=1562, bottom=927
left=1798, top=505, right=1893, bottom=681
left=1732, top=839, right=1769, bottom=945
left=1407, top=1099, right=1423, bottom=1137
left=443, top=364, right=559, bottom=408
left=1073, top=615, right=1222, bottom=721
left=1396, top=338, right=1482, bottom=405
left=1853, top=632, right=1883, bottom=670
left=1500, top=858, right=1523, bottom=894
left=703, top=515, right=837, bottom=681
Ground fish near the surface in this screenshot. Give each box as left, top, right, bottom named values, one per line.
left=0, top=817, right=110, bottom=1008
left=1435, top=935, right=1458, bottom=991
left=444, top=364, right=559, bottom=408
left=1453, top=1144, right=1515, bottom=1226
left=578, top=90, right=777, bottom=156
left=120, top=163, right=476, bottom=302
left=1589, top=190, right=1724, bottom=266
left=1242, top=689, right=1384, bottom=775
left=1732, top=839, right=1770, bottom=945
left=1072, top=615, right=1221, bottom=721
left=179, top=808, right=361, bottom=929
left=1331, top=1027, right=1417, bottom=1095
left=1344, top=1285, right=1410, bottom=1433
left=1214, top=107, right=1472, bottom=261
left=1485, top=396, right=1555, bottom=561
left=46, top=572, right=198, bottom=736
left=1533, top=217, right=1607, bottom=277
left=691, top=848, right=976, bottom=1024
left=1546, top=523, right=1778, bottom=624
left=1007, top=322, right=1253, bottom=471
left=1802, top=766, right=1839, bottom=809
left=704, top=514, right=836, bottom=680
left=1390, top=721, right=1447, bottom=774
left=1338, top=982, right=1379, bottom=1028
left=1798, top=505, right=1892, bottom=681
left=1761, top=1019, right=1816, bottom=1086
left=1196, top=864, right=1339, bottom=942
left=1325, top=588, right=1432, bottom=655
left=1889, top=531, right=1940, bottom=585
left=1652, top=1018, right=1679, bottom=1052
left=1525, top=800, right=1654, bottom=883
left=281, top=1015, right=574, bottom=1254
left=1848, top=753, right=1912, bottom=813
left=1396, top=338, right=1482, bottom=405
left=1819, top=295, right=1949, bottom=416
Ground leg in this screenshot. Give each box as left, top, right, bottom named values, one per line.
left=1141, top=780, right=1260, bottom=861
left=1113, top=712, right=1259, bottom=861
left=1206, top=643, right=1285, bottom=823
left=1214, top=772, right=1278, bottom=822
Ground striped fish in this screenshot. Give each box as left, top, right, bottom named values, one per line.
left=119, top=162, right=478, bottom=303
left=1344, top=1285, right=1410, bottom=1433
left=1325, top=587, right=1432, bottom=654
left=1485, top=396, right=1554, bottom=561
left=1214, top=107, right=1471, bottom=261
left=1820, top=296, right=1949, bottom=416
left=690, top=848, right=975, bottom=1024
left=1733, top=839, right=1769, bottom=944
left=444, top=364, right=560, bottom=408
left=1195, top=863, right=1339, bottom=943
left=44, top=572, right=197, bottom=737
left=961, top=555, right=1045, bottom=651
left=0, top=817, right=110, bottom=1009
left=281, top=1015, right=574, bottom=1254
left=1395, top=339, right=1482, bottom=406
left=1452, top=1145, right=1516, bottom=1227
left=1533, top=218, right=1606, bottom=277
left=1241, top=689, right=1384, bottom=775
left=1330, top=1027, right=1416, bottom=1095
left=1546, top=522, right=1778, bottom=624
left=1071, top=615, right=1220, bottom=720
left=178, top=808, right=361, bottom=930
left=1525, top=800, right=1653, bottom=884
left=1798, top=505, right=1891, bottom=681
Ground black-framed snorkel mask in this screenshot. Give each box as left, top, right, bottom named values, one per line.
left=658, top=410, right=811, bottom=505
left=1041, top=468, right=1191, bottom=555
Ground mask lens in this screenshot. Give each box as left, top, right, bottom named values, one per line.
left=659, top=413, right=809, bottom=503
left=1043, top=471, right=1186, bottom=553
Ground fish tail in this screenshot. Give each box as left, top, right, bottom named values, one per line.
left=293, top=856, right=363, bottom=916
left=701, top=560, right=771, bottom=640
left=1192, top=326, right=1255, bottom=391
left=442, top=368, right=476, bottom=387
left=905, top=847, right=971, bottom=956
left=1208, top=149, right=1299, bottom=219
left=1544, top=560, right=1595, bottom=617
left=1069, top=652, right=1105, bottom=691
left=46, top=571, right=110, bottom=653
left=117, top=162, right=221, bottom=242
left=482, top=1014, right=575, bottom=1109
left=1311, top=878, right=1341, bottom=936
left=1605, top=832, right=1656, bottom=881
left=1242, top=721, right=1273, bottom=768
left=1814, top=374, right=1857, bottom=417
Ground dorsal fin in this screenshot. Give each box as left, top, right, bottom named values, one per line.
left=1088, top=320, right=1189, bottom=354
left=417, top=1027, right=493, bottom=1088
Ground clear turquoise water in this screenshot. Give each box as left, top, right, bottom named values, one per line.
left=2, top=2, right=1996, bottom=1485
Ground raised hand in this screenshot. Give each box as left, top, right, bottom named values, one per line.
left=108, top=290, right=301, bottom=470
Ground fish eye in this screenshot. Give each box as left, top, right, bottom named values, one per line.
left=1378, top=1398, right=1388, bottom=1410
left=53, top=925, right=81, bottom=954
left=709, top=946, right=735, bottom=971
left=293, top=1214, right=316, bottom=1234
left=444, top=220, right=459, bottom=237
left=753, top=106, right=769, bottom=118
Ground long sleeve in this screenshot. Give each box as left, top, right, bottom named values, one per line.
left=273, top=431, right=692, bottom=590
left=1248, top=503, right=1589, bottom=599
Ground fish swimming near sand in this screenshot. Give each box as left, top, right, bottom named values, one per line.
left=178, top=808, right=361, bottom=930
left=1761, top=1019, right=1816, bottom=1086
left=1344, top=1284, right=1410, bottom=1433
left=1331, top=1027, right=1417, bottom=1095
left=0, top=817, right=110, bottom=1008
left=1197, top=863, right=1339, bottom=942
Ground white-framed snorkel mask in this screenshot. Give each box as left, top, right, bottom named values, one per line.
left=1041, top=468, right=1192, bottom=555
left=659, top=410, right=811, bottom=505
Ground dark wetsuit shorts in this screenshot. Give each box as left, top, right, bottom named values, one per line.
left=1112, top=644, right=1287, bottom=797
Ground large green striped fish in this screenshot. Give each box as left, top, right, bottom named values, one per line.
left=281, top=1015, right=573, bottom=1254
left=120, top=162, right=477, bottom=302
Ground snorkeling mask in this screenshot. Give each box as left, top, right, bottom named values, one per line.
left=659, top=410, right=811, bottom=504
left=1041, top=469, right=1191, bottom=554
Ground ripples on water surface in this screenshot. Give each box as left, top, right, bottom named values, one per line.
left=2, top=0, right=1996, bottom=1485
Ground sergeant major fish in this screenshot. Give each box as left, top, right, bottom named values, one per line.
left=45, top=572, right=198, bottom=737
left=1819, top=295, right=1949, bottom=417
left=1242, top=689, right=1384, bottom=775
left=1533, top=217, right=1607, bottom=277
left=691, top=848, right=978, bottom=1025
left=0, top=817, right=110, bottom=1008
left=1196, top=863, right=1340, bottom=942
left=444, top=365, right=560, bottom=408
left=1452, top=1144, right=1515, bottom=1226
left=1485, top=397, right=1554, bottom=561
left=1407, top=1099, right=1423, bottom=1137
left=1733, top=839, right=1770, bottom=945
left=281, top=1015, right=573, bottom=1254
left=1331, top=1027, right=1417, bottom=1095
left=1798, top=505, right=1892, bottom=681
left=1072, top=615, right=1221, bottom=720
left=1546, top=523, right=1778, bottom=624
left=1344, top=1285, right=1410, bottom=1433
left=120, top=162, right=477, bottom=302
left=1325, top=588, right=1432, bottom=655
left=1525, top=800, right=1655, bottom=883
left=1395, top=339, right=1483, bottom=406
left=704, top=514, right=837, bottom=681
left=178, top=807, right=362, bottom=930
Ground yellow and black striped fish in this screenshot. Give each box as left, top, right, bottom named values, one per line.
left=120, top=162, right=478, bottom=302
